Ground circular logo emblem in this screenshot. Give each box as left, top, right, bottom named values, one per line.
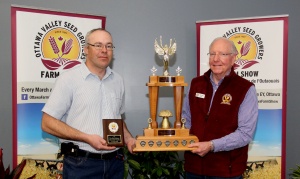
left=221, top=93, right=232, bottom=105
left=229, top=34, right=257, bottom=60
left=37, top=27, right=83, bottom=71
left=224, top=28, right=265, bottom=70
left=42, top=28, right=80, bottom=60
left=108, top=122, right=119, bottom=133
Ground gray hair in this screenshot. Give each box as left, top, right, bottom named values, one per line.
left=84, top=28, right=112, bottom=47
left=209, top=37, right=238, bottom=55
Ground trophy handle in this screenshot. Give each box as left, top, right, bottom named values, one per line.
left=149, top=85, right=159, bottom=128
left=173, top=86, right=184, bottom=129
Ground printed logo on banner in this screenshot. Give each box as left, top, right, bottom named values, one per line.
left=223, top=27, right=265, bottom=76
left=33, top=21, right=86, bottom=78
left=21, top=94, right=28, bottom=100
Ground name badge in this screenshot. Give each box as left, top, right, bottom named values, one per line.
left=195, top=93, right=205, bottom=98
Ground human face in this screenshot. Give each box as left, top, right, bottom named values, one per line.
left=208, top=39, right=236, bottom=79
left=84, top=30, right=113, bottom=72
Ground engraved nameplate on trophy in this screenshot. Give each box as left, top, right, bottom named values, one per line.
left=103, top=119, right=124, bottom=147
left=133, top=36, right=199, bottom=152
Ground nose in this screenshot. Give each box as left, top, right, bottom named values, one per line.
left=211, top=54, right=221, bottom=61
left=100, top=46, right=108, bottom=52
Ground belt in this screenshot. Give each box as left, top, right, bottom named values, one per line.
left=71, top=148, right=123, bottom=160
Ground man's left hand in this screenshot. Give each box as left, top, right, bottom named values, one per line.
left=188, top=141, right=212, bottom=157
left=126, top=137, right=136, bottom=154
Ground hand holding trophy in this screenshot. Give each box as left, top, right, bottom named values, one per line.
left=133, top=36, right=198, bottom=152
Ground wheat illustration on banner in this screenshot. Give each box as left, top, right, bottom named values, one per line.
left=234, top=41, right=259, bottom=70
left=41, top=36, right=81, bottom=70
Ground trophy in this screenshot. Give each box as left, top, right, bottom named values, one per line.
left=133, top=36, right=198, bottom=152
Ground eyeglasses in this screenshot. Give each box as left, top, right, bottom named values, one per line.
left=207, top=53, right=232, bottom=59
left=87, top=43, right=115, bottom=51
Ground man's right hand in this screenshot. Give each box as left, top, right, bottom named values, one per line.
left=86, top=134, right=116, bottom=151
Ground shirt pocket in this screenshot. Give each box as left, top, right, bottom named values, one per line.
left=102, top=93, right=122, bottom=118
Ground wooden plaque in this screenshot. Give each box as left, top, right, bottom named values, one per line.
left=102, top=119, right=124, bottom=147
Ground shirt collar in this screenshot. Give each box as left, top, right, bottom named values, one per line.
left=103, top=66, right=112, bottom=80
left=209, top=69, right=231, bottom=86
left=80, top=62, right=113, bottom=80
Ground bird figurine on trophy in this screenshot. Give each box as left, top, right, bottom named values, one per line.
left=154, top=36, right=176, bottom=76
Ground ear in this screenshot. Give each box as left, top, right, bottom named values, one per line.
left=84, top=45, right=89, bottom=56
left=231, top=54, right=237, bottom=65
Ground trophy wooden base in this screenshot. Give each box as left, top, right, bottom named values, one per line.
left=133, top=128, right=199, bottom=152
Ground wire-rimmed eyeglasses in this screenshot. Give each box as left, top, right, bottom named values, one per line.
left=87, top=43, right=115, bottom=51
left=207, top=53, right=233, bottom=59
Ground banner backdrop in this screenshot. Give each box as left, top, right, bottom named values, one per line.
left=11, top=6, right=106, bottom=166
left=196, top=15, right=288, bottom=178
